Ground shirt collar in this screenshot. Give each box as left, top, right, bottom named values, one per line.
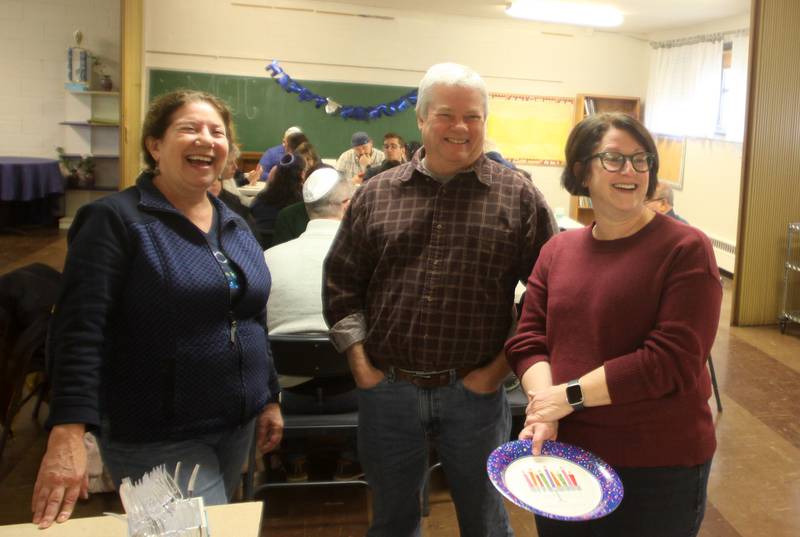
left=303, top=218, right=341, bottom=235
left=401, top=148, right=492, bottom=186
left=136, top=172, right=241, bottom=227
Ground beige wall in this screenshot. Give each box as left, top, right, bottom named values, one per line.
left=142, top=0, right=651, bottom=213
left=674, top=138, right=743, bottom=272
left=0, top=0, right=120, bottom=158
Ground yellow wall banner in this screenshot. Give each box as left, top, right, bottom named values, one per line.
left=487, top=93, right=575, bottom=166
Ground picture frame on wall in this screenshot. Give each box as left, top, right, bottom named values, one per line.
left=655, top=134, right=687, bottom=190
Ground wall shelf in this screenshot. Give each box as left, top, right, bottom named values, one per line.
left=60, top=121, right=120, bottom=127
left=67, top=90, right=120, bottom=97
left=60, top=90, right=121, bottom=223
left=60, top=153, right=119, bottom=159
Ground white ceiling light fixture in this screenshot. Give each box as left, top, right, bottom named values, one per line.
left=506, top=0, right=624, bottom=28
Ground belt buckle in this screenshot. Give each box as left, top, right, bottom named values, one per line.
left=398, top=367, right=454, bottom=387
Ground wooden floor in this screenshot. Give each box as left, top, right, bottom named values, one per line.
left=1, top=228, right=800, bottom=536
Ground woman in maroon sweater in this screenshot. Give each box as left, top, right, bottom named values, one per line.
left=505, top=113, right=722, bottom=537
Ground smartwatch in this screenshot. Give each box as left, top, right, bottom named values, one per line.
left=566, top=379, right=585, bottom=411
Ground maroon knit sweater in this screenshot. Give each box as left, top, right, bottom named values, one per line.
left=505, top=213, right=722, bottom=467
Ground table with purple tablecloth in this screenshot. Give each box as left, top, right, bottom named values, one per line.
left=0, top=157, right=64, bottom=228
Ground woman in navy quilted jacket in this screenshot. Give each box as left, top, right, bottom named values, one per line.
left=32, top=90, right=283, bottom=528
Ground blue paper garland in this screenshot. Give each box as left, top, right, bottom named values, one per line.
left=266, top=60, right=416, bottom=121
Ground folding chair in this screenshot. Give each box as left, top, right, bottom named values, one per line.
left=708, top=355, right=723, bottom=412
left=0, top=314, right=50, bottom=460
left=243, top=334, right=367, bottom=500
left=0, top=263, right=59, bottom=460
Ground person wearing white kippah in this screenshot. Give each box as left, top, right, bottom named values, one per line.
left=265, top=168, right=354, bottom=335
left=263, top=168, right=360, bottom=481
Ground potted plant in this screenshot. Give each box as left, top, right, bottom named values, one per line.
left=56, top=146, right=79, bottom=187
left=77, top=153, right=96, bottom=188
left=56, top=147, right=95, bottom=189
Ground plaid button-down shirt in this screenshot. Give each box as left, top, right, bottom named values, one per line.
left=323, top=151, right=556, bottom=371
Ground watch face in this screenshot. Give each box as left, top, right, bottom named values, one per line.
left=566, top=382, right=583, bottom=405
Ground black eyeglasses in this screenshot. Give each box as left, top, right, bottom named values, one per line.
left=585, top=151, right=655, bottom=173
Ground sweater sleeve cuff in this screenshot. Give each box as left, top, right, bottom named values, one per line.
left=44, top=397, right=100, bottom=431
left=510, top=354, right=549, bottom=379
left=329, top=312, right=367, bottom=353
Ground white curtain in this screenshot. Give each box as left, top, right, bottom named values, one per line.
left=724, top=34, right=750, bottom=142
left=645, top=40, right=724, bottom=138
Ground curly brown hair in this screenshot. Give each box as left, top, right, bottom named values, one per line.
left=141, top=90, right=236, bottom=171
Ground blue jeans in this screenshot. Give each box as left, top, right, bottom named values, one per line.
left=534, top=459, right=713, bottom=537
left=358, top=371, right=514, bottom=537
left=98, top=418, right=255, bottom=506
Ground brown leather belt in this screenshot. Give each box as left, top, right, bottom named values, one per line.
left=388, top=365, right=477, bottom=388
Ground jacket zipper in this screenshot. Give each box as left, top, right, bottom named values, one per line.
left=145, top=201, right=249, bottom=422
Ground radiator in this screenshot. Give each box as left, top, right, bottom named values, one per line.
left=707, top=235, right=736, bottom=274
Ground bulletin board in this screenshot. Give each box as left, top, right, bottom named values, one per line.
left=655, top=134, right=687, bottom=190
left=486, top=93, right=575, bottom=166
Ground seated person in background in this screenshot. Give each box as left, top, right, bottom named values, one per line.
left=646, top=181, right=688, bottom=223
left=250, top=152, right=305, bottom=249
left=208, top=175, right=259, bottom=238
left=295, top=141, right=330, bottom=181
left=363, top=132, right=406, bottom=182
left=264, top=168, right=360, bottom=481
left=223, top=144, right=261, bottom=188
left=271, top=143, right=335, bottom=247
left=258, top=125, right=302, bottom=180
left=335, top=131, right=384, bottom=184
left=258, top=132, right=310, bottom=185
left=484, top=138, right=533, bottom=180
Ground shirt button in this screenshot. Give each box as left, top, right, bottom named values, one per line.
left=436, top=224, right=443, bottom=230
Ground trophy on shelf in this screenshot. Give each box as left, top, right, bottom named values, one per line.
left=66, top=29, right=89, bottom=91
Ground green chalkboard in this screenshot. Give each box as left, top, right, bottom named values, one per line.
left=148, top=69, right=420, bottom=158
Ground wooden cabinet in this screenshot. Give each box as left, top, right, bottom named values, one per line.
left=569, top=94, right=642, bottom=225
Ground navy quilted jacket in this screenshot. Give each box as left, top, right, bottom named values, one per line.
left=46, top=173, right=280, bottom=442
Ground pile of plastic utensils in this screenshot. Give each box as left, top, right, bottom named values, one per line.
left=119, top=463, right=209, bottom=537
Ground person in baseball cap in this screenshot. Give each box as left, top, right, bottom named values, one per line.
left=335, top=131, right=385, bottom=184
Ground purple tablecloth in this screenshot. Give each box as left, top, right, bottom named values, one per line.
left=0, top=157, right=64, bottom=202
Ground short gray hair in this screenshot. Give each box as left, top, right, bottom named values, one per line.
left=305, top=177, right=355, bottom=219
left=415, top=63, right=488, bottom=119
left=284, top=125, right=302, bottom=138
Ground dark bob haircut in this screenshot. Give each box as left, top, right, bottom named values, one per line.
left=561, top=112, right=659, bottom=199
left=141, top=90, right=236, bottom=171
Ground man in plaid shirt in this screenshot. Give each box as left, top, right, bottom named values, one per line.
left=323, top=63, right=556, bottom=537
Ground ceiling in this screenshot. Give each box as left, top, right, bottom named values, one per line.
left=310, top=0, right=751, bottom=35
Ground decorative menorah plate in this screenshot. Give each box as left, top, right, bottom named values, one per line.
left=487, top=439, right=624, bottom=520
